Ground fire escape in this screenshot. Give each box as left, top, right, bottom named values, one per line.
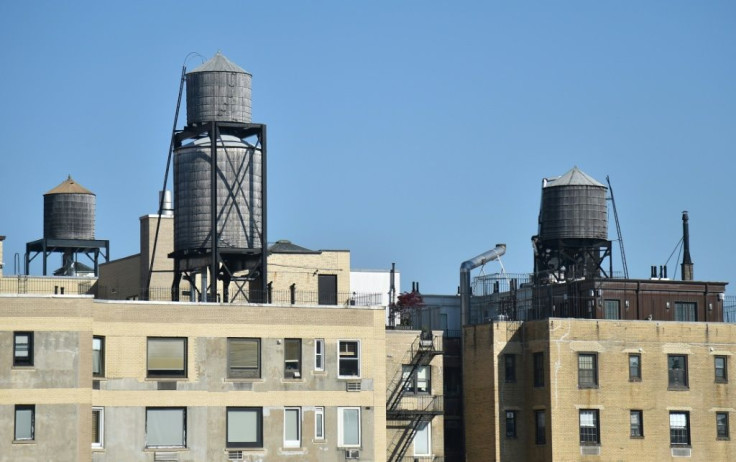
left=386, top=331, right=444, bottom=462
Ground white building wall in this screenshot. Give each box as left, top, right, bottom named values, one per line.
left=350, top=269, right=400, bottom=326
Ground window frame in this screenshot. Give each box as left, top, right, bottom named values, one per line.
left=505, top=410, right=517, bottom=438
left=337, top=340, right=361, bottom=379
left=315, top=338, right=325, bottom=372
left=92, top=407, right=104, bottom=448
left=604, top=299, right=620, bottom=320
left=668, top=354, right=689, bottom=390
left=579, top=409, right=600, bottom=445
left=716, top=412, right=730, bottom=440
left=338, top=407, right=361, bottom=448
left=14, top=404, right=35, bottom=441
left=628, top=353, right=642, bottom=382
left=630, top=410, right=643, bottom=438
left=226, top=407, right=263, bottom=448
left=533, top=352, right=544, bottom=388
left=283, top=407, right=301, bottom=448
left=227, top=338, right=261, bottom=379
left=402, top=365, right=431, bottom=395
left=145, top=407, right=187, bottom=449
left=13, top=331, right=34, bottom=367
left=669, top=411, right=691, bottom=446
left=314, top=406, right=325, bottom=441
left=413, top=420, right=432, bottom=456
left=146, top=337, right=187, bottom=379
left=284, top=338, right=302, bottom=379
left=578, top=353, right=598, bottom=389
left=93, top=336, right=105, bottom=377
left=504, top=354, right=516, bottom=383
left=535, top=410, right=546, bottom=445
left=715, top=355, right=728, bottom=383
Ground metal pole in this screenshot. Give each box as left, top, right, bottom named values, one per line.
left=210, top=121, right=219, bottom=302
left=261, top=125, right=268, bottom=295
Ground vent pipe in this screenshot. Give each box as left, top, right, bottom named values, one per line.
left=159, top=190, right=174, bottom=217
left=460, top=244, right=506, bottom=327
left=681, top=211, right=693, bottom=281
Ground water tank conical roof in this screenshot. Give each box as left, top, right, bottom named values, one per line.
left=539, top=166, right=608, bottom=241
left=43, top=176, right=96, bottom=240
left=186, top=51, right=252, bottom=125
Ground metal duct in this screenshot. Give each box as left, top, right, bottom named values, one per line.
left=460, top=244, right=506, bottom=327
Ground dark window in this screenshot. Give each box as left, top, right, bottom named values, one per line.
left=535, top=410, right=546, bottom=444
left=92, top=407, right=104, bottom=448
left=716, top=412, right=730, bottom=440
left=147, top=338, right=187, bottom=378
left=318, top=274, right=337, bottom=305
left=284, top=338, right=302, bottom=379
left=504, top=354, right=516, bottom=383
left=338, top=340, right=360, bottom=378
left=146, top=407, right=186, bottom=448
left=13, top=332, right=33, bottom=367
left=579, top=409, right=600, bottom=445
left=402, top=365, right=430, bottom=394
left=715, top=356, right=728, bottom=383
left=674, top=302, right=696, bottom=322
left=669, top=411, right=690, bottom=446
left=668, top=355, right=688, bottom=389
left=227, top=407, right=263, bottom=448
left=14, top=405, right=34, bottom=441
left=630, top=410, right=643, bottom=438
left=93, top=336, right=105, bottom=377
left=505, top=410, right=517, bottom=438
left=604, top=300, right=620, bottom=320
left=533, top=352, right=544, bottom=387
left=629, top=354, right=641, bottom=381
left=227, top=338, right=260, bottom=379
left=578, top=353, right=598, bottom=388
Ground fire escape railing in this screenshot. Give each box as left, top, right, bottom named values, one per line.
left=386, top=333, right=444, bottom=462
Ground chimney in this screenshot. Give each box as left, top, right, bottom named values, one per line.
left=681, top=211, right=694, bottom=281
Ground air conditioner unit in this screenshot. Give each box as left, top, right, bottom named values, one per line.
left=345, top=449, right=360, bottom=459
left=227, top=450, right=244, bottom=460
left=346, top=381, right=361, bottom=392
left=671, top=447, right=691, bottom=458
left=153, top=452, right=179, bottom=461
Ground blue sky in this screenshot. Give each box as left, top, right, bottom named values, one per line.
left=1, top=1, right=734, bottom=294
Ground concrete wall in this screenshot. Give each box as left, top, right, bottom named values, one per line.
left=0, top=295, right=390, bottom=461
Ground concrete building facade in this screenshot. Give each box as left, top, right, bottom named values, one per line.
left=464, top=318, right=736, bottom=461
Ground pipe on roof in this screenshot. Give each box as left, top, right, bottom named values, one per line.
left=460, top=244, right=506, bottom=327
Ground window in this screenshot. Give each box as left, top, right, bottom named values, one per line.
left=14, top=405, right=34, bottom=441
left=604, top=300, right=620, bottom=319
left=93, top=336, right=105, bottom=377
left=315, top=339, right=325, bottom=371
left=668, top=355, right=688, bottom=389
left=92, top=407, right=104, bottom=448
left=674, top=302, right=696, bottom=322
left=284, top=339, right=301, bottom=379
left=318, top=274, right=337, bottom=305
left=227, top=338, right=260, bottom=379
left=505, top=410, right=517, bottom=438
left=504, top=354, right=516, bottom=383
left=630, top=410, right=643, bottom=438
left=414, top=421, right=431, bottom=456
left=315, top=407, right=325, bottom=441
left=338, top=340, right=360, bottom=378
left=715, top=356, right=728, bottom=383
left=579, top=409, right=600, bottom=445
left=146, top=407, right=186, bottom=448
left=669, top=411, right=690, bottom=446
left=578, top=353, right=598, bottom=388
left=338, top=407, right=361, bottom=447
left=284, top=407, right=301, bottom=448
left=13, top=332, right=33, bottom=367
left=629, top=354, right=641, bottom=381
left=533, top=352, right=544, bottom=387
left=535, top=410, right=546, bottom=444
left=402, top=365, right=430, bottom=394
left=147, top=337, right=187, bottom=378
left=227, top=407, right=263, bottom=448
left=716, top=412, right=730, bottom=440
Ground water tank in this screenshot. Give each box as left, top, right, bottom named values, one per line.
left=539, top=166, right=607, bottom=241
left=174, top=135, right=262, bottom=252
left=186, top=52, right=252, bottom=126
left=43, top=176, right=95, bottom=240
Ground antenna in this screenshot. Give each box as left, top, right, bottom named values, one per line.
left=606, top=176, right=629, bottom=279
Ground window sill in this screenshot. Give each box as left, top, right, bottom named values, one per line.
left=225, top=446, right=265, bottom=451
left=11, top=366, right=35, bottom=371
left=717, top=437, right=730, bottom=441
left=630, top=436, right=644, bottom=439
left=12, top=440, right=36, bottom=445
left=715, top=379, right=728, bottom=384
left=224, top=378, right=263, bottom=383
left=145, top=377, right=188, bottom=381
left=143, top=447, right=188, bottom=452
left=92, top=447, right=105, bottom=451
left=629, top=378, right=642, bottom=382
left=667, top=386, right=690, bottom=391
left=578, top=385, right=599, bottom=389
left=337, top=376, right=362, bottom=380
left=580, top=443, right=601, bottom=446
left=281, top=378, right=304, bottom=383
